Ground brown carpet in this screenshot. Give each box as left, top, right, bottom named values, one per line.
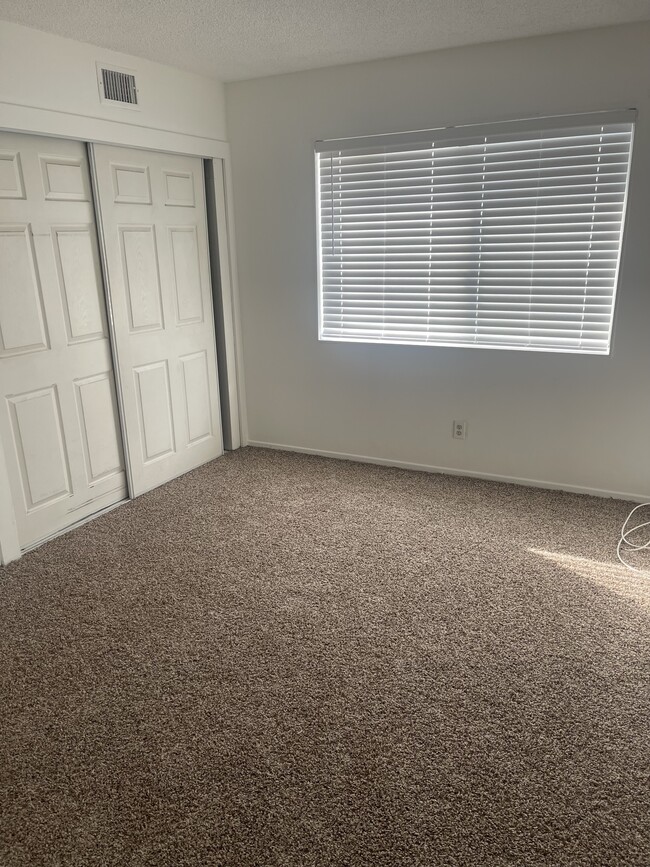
left=1, top=447, right=649, bottom=867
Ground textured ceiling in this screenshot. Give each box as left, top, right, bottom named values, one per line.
left=1, top=0, right=650, bottom=81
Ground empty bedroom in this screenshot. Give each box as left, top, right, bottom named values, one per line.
left=0, top=1, right=649, bottom=865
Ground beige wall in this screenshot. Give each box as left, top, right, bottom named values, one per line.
left=226, top=23, right=650, bottom=498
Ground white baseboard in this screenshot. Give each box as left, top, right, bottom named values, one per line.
left=246, top=440, right=648, bottom=503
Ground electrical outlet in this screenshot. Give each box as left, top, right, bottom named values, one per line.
left=453, top=420, right=467, bottom=440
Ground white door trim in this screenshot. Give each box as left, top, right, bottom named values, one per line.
left=0, top=443, right=20, bottom=565
left=0, top=100, right=229, bottom=159
left=0, top=106, right=247, bottom=565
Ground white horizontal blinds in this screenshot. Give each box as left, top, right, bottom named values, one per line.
left=317, top=115, right=634, bottom=352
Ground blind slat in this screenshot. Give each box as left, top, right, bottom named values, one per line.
left=317, top=116, right=633, bottom=353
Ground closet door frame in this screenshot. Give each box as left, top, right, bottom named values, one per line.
left=0, top=112, right=245, bottom=565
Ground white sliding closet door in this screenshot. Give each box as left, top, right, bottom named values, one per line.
left=91, top=145, right=222, bottom=496
left=0, top=132, right=127, bottom=550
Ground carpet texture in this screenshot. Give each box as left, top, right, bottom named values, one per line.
left=1, top=447, right=649, bottom=867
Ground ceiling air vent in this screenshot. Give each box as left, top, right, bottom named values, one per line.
left=97, top=64, right=139, bottom=107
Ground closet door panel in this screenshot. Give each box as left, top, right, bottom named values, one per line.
left=0, top=132, right=126, bottom=550
left=91, top=144, right=222, bottom=496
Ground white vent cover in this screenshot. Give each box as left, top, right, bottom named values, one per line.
left=97, top=64, right=138, bottom=107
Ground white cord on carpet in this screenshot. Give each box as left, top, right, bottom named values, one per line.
left=617, top=502, right=650, bottom=573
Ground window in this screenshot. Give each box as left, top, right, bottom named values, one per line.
left=316, top=112, right=635, bottom=353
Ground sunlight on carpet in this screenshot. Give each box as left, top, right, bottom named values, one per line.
left=529, top=547, right=650, bottom=613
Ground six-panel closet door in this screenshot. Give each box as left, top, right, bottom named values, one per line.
left=90, top=145, right=223, bottom=497
left=0, top=133, right=224, bottom=556
left=0, top=132, right=127, bottom=550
